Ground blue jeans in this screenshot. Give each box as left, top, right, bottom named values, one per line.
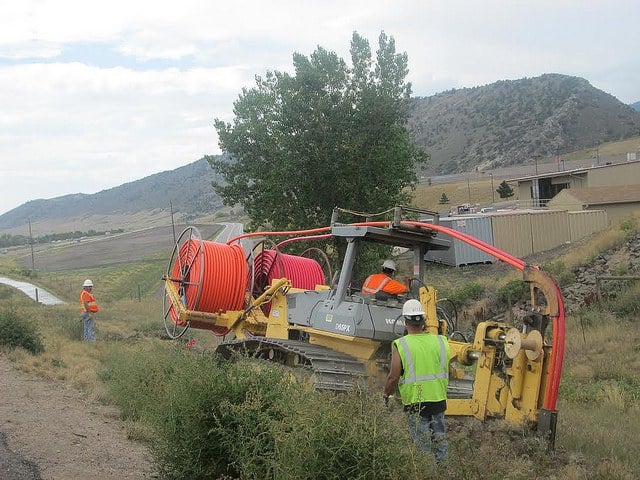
left=81, top=312, right=96, bottom=341
left=406, top=411, right=447, bottom=462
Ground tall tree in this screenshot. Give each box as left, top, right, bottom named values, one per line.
left=208, top=31, right=427, bottom=231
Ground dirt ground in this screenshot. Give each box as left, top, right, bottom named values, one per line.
left=0, top=356, right=155, bottom=480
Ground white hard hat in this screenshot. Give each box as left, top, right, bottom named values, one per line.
left=402, top=299, right=425, bottom=317
left=83, top=279, right=94, bottom=287
left=382, top=259, right=396, bottom=271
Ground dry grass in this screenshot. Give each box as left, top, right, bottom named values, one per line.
left=561, top=135, right=640, bottom=162
left=413, top=177, right=497, bottom=211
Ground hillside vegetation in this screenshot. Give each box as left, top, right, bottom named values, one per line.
left=410, top=74, right=640, bottom=174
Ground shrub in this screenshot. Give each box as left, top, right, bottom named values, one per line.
left=0, top=303, right=45, bottom=354
left=103, top=346, right=434, bottom=480
left=619, top=217, right=638, bottom=233
left=496, top=279, right=529, bottom=306
left=444, top=281, right=485, bottom=306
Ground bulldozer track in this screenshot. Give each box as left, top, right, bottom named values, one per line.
left=216, top=338, right=367, bottom=391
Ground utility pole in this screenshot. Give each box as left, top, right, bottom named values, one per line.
left=170, top=201, right=177, bottom=247
left=489, top=173, right=495, bottom=204
left=467, top=177, right=472, bottom=204
left=28, top=218, right=35, bottom=273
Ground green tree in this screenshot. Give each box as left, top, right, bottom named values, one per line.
left=496, top=180, right=515, bottom=199
left=208, top=31, right=427, bottom=231
left=438, top=192, right=450, bottom=204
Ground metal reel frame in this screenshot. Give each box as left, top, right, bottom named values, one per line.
left=163, top=226, right=205, bottom=339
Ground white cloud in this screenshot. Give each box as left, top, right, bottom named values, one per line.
left=0, top=0, right=639, bottom=215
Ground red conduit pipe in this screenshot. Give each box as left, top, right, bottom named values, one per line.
left=227, top=226, right=332, bottom=246
left=251, top=249, right=325, bottom=314
left=170, top=239, right=247, bottom=336
left=275, top=234, right=333, bottom=249
left=253, top=250, right=325, bottom=290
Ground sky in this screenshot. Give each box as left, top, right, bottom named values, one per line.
left=1, top=0, right=639, bottom=216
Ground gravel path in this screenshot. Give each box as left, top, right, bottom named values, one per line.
left=0, top=357, right=154, bottom=480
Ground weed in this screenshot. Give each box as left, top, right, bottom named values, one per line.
left=496, top=279, right=529, bottom=306
left=442, top=281, right=485, bottom=306
left=0, top=302, right=45, bottom=354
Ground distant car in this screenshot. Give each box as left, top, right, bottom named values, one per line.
left=0, top=248, right=8, bottom=254
left=480, top=207, right=496, bottom=213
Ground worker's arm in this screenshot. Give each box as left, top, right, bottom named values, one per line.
left=383, top=344, right=402, bottom=397
left=384, top=278, right=408, bottom=295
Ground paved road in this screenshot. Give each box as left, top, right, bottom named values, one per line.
left=213, top=222, right=244, bottom=243
left=0, top=276, right=65, bottom=305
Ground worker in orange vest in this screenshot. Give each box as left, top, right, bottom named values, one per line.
left=79, top=279, right=99, bottom=341
left=361, top=259, right=408, bottom=298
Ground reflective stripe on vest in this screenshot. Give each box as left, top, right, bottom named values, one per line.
left=397, top=335, right=448, bottom=384
left=361, top=275, right=390, bottom=294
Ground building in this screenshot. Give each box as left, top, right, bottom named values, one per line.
left=547, top=185, right=640, bottom=225
left=510, top=160, right=640, bottom=224
left=512, top=159, right=640, bottom=207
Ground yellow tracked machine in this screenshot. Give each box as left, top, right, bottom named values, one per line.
left=162, top=206, right=565, bottom=444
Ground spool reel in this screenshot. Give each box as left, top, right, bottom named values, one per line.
left=162, top=226, right=204, bottom=339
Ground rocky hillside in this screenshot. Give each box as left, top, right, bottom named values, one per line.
left=562, top=231, right=640, bottom=311
left=409, top=74, right=640, bottom=174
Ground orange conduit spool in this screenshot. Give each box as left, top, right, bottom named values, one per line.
left=251, top=249, right=325, bottom=313
left=170, top=239, right=247, bottom=335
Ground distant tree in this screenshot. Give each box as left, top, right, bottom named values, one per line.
left=208, top=31, right=428, bottom=231
left=496, top=180, right=515, bottom=199
left=438, top=193, right=450, bottom=204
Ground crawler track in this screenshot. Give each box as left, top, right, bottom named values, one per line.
left=216, top=338, right=367, bottom=391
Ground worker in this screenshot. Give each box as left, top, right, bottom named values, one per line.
left=383, top=299, right=451, bottom=463
left=79, top=279, right=99, bottom=342
left=361, top=259, right=408, bottom=298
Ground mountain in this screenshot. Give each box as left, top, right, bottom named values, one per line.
left=2, top=73, right=639, bottom=235
left=631, top=101, right=640, bottom=112
left=0, top=158, right=224, bottom=235
left=408, top=73, right=640, bottom=174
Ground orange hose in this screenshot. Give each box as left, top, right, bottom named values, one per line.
left=170, top=239, right=247, bottom=335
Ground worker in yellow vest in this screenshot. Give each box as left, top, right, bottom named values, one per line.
left=383, top=299, right=451, bottom=462
left=79, top=279, right=99, bottom=341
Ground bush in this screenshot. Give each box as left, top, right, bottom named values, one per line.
left=0, top=303, right=45, bottom=354
left=444, top=282, right=485, bottom=306
left=103, top=346, right=434, bottom=480
left=496, top=279, right=529, bottom=307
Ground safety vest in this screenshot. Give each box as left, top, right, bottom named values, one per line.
left=361, top=273, right=408, bottom=295
left=80, top=290, right=99, bottom=313
left=394, top=333, right=450, bottom=405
